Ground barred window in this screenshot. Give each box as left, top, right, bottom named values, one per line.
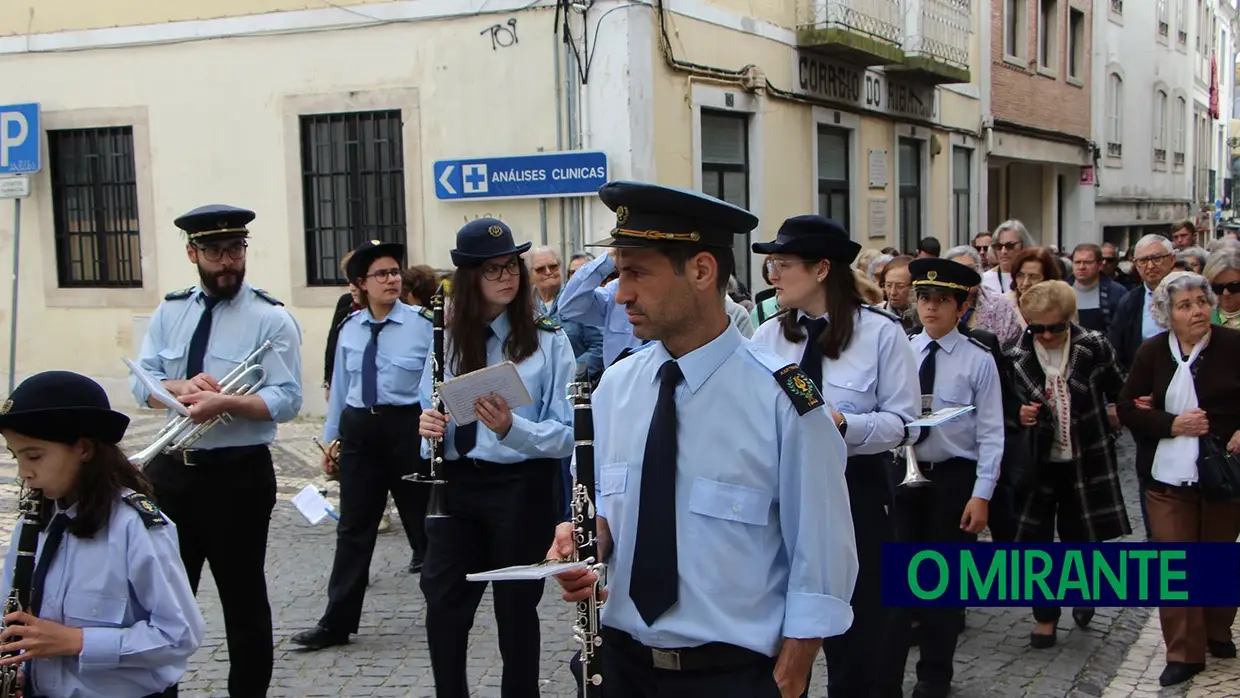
left=301, top=110, right=406, bottom=286
left=48, top=127, right=143, bottom=288
left=700, top=110, right=751, bottom=284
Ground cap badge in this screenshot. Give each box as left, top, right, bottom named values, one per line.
left=217, top=220, right=230, bottom=230
left=488, top=225, right=504, bottom=238
left=615, top=206, right=629, bottom=226
left=0, top=399, right=12, bottom=415
left=370, top=239, right=380, bottom=246
left=927, top=271, right=938, bottom=281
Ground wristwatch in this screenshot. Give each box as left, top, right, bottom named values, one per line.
left=835, top=413, right=848, bottom=437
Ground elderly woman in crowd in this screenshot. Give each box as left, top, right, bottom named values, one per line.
left=1117, top=271, right=1240, bottom=687
left=1204, top=247, right=1240, bottom=329
left=1176, top=246, right=1209, bottom=275
left=1009, top=247, right=1064, bottom=309
left=944, top=245, right=1025, bottom=344
left=1007, top=280, right=1130, bottom=649
left=982, top=219, right=1035, bottom=296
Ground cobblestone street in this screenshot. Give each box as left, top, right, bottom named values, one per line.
left=0, top=411, right=1235, bottom=697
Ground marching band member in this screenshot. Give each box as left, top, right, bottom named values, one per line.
left=551, top=183, right=857, bottom=698
left=130, top=204, right=303, bottom=698
left=290, top=240, right=433, bottom=652
left=749, top=215, right=920, bottom=698
left=417, top=218, right=576, bottom=698
left=880, top=259, right=1004, bottom=698
left=0, top=371, right=206, bottom=698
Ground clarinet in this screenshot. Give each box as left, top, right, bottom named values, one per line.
left=422, top=282, right=449, bottom=519
left=568, top=380, right=603, bottom=696
left=0, top=486, right=47, bottom=698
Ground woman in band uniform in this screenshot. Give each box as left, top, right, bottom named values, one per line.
left=0, top=371, right=205, bottom=698
left=290, top=240, right=434, bottom=652
left=750, top=215, right=921, bottom=698
left=418, top=218, right=576, bottom=698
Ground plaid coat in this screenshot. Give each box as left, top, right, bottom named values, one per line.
left=1003, top=324, right=1132, bottom=542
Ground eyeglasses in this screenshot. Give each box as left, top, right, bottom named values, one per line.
left=1015, top=273, right=1044, bottom=285
left=194, top=241, right=248, bottom=262
left=1212, top=281, right=1240, bottom=295
left=973, top=245, right=989, bottom=254
left=764, top=259, right=801, bottom=276
left=1134, top=253, right=1172, bottom=267
left=1027, top=322, right=1068, bottom=334
left=482, top=258, right=522, bottom=281
left=1101, top=256, right=1117, bottom=263
left=367, top=268, right=402, bottom=281
left=992, top=242, right=1021, bottom=252
left=532, top=262, right=560, bottom=276
left=884, top=282, right=909, bottom=292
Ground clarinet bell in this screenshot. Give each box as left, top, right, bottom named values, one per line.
left=426, top=481, right=450, bottom=519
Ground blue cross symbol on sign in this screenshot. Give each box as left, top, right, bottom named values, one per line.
left=432, top=152, right=608, bottom=201
left=462, top=164, right=489, bottom=194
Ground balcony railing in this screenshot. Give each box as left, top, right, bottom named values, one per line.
left=797, top=0, right=906, bottom=66
left=891, top=0, right=971, bottom=84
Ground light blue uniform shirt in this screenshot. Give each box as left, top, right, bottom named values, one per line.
left=0, top=493, right=206, bottom=698
left=593, top=325, right=858, bottom=657
left=323, top=302, right=433, bottom=443
left=418, top=312, right=576, bottom=463
left=131, top=283, right=304, bottom=449
left=558, top=254, right=643, bottom=366
left=751, top=307, right=921, bottom=455
left=909, top=328, right=1005, bottom=500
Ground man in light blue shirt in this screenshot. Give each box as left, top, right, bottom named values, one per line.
left=550, top=182, right=857, bottom=698
left=129, top=204, right=302, bottom=698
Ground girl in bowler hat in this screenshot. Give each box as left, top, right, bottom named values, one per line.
left=0, top=371, right=204, bottom=698
left=417, top=218, right=577, bottom=698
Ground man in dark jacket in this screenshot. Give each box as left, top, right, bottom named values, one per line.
left=1107, top=235, right=1177, bottom=372
left=1070, top=244, right=1126, bottom=335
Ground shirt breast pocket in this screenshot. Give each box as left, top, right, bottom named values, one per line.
left=386, top=355, right=424, bottom=379
left=825, top=370, right=877, bottom=414
left=687, top=477, right=773, bottom=596
left=156, top=345, right=186, bottom=376
left=938, top=383, right=973, bottom=407
left=597, top=462, right=627, bottom=520
left=62, top=591, right=126, bottom=628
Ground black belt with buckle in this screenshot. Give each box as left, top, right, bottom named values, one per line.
left=602, top=627, right=771, bottom=672
left=177, top=444, right=268, bottom=467
left=350, top=404, right=421, bottom=416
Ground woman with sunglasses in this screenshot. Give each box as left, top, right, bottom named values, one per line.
left=417, top=218, right=575, bottom=698
left=1204, top=247, right=1240, bottom=329
left=1005, top=280, right=1130, bottom=649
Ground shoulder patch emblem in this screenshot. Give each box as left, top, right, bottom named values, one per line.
left=164, top=287, right=193, bottom=301
left=862, top=304, right=901, bottom=323
left=252, top=288, right=284, bottom=306
left=774, top=364, right=824, bottom=416
left=535, top=315, right=562, bottom=332
left=121, top=493, right=167, bottom=528
left=418, top=306, right=434, bottom=322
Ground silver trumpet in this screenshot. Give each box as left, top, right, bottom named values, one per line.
left=128, top=339, right=275, bottom=467
left=898, top=444, right=931, bottom=488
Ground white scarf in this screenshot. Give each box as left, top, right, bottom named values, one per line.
left=1033, top=337, right=1073, bottom=462
left=1152, top=332, right=1208, bottom=485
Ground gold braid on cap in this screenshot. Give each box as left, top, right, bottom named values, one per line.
left=187, top=227, right=248, bottom=241
left=911, top=278, right=973, bottom=292
left=613, top=228, right=702, bottom=242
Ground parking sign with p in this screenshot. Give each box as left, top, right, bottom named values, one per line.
left=0, top=104, right=40, bottom=175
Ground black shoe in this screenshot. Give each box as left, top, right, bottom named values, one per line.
left=289, top=626, right=349, bottom=651
left=912, top=680, right=951, bottom=698
left=408, top=554, right=424, bottom=574
left=1208, top=639, right=1237, bottom=658
left=1071, top=608, right=1094, bottom=628
left=1029, top=630, right=1057, bottom=649
left=1158, top=661, right=1204, bottom=687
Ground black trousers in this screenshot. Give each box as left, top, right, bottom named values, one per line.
left=420, top=458, right=558, bottom=698
left=148, top=446, right=276, bottom=698
left=821, top=453, right=891, bottom=698
left=320, top=405, right=429, bottom=634
left=881, top=458, right=978, bottom=693
left=593, top=628, right=784, bottom=698
left=1014, top=463, right=1092, bottom=624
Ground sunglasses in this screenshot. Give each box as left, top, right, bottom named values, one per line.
left=1212, top=281, right=1240, bottom=295
left=1027, top=322, right=1068, bottom=334
left=992, top=242, right=1021, bottom=251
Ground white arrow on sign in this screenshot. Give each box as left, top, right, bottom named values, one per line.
left=439, top=165, right=456, bottom=195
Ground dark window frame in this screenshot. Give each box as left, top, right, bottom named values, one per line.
left=817, top=125, right=851, bottom=229
left=699, top=109, right=751, bottom=284
left=300, top=110, right=407, bottom=286
left=952, top=146, right=972, bottom=246
left=48, top=127, right=143, bottom=289
left=898, top=137, right=924, bottom=254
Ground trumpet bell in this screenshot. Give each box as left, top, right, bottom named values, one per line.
left=899, top=446, right=931, bottom=488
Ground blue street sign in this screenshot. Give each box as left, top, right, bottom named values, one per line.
left=0, top=104, right=40, bottom=175
left=433, top=151, right=608, bottom=201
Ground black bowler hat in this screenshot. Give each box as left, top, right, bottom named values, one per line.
left=175, top=204, right=255, bottom=243
left=450, top=218, right=531, bottom=267
left=346, top=240, right=405, bottom=282
left=591, top=181, right=759, bottom=249
left=0, top=371, right=130, bottom=445
left=909, top=257, right=982, bottom=294
left=751, top=215, right=861, bottom=264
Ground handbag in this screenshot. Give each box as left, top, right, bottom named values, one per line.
left=1196, top=436, right=1240, bottom=502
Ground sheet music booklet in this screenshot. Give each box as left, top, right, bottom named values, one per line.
left=466, top=560, right=588, bottom=582
left=123, top=358, right=191, bottom=417
left=438, top=361, right=532, bottom=426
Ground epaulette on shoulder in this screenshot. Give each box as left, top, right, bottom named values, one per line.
left=772, top=363, right=826, bottom=416
left=862, top=304, right=901, bottom=323
left=252, top=288, right=284, bottom=306
left=164, top=287, right=193, bottom=301
left=121, top=493, right=168, bottom=529
left=536, top=315, right=562, bottom=332
left=417, top=306, right=434, bottom=322
left=966, top=335, right=990, bottom=352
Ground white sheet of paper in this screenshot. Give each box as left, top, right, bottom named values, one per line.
left=907, top=405, right=976, bottom=427
left=292, top=485, right=338, bottom=525
left=123, top=358, right=191, bottom=417
left=466, top=560, right=587, bottom=582
left=439, top=361, right=532, bottom=426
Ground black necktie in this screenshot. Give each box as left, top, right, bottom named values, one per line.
left=361, top=320, right=389, bottom=408
left=631, top=360, right=684, bottom=626
left=185, top=295, right=220, bottom=379
left=799, top=317, right=829, bottom=391
left=453, top=327, right=495, bottom=459
left=915, top=341, right=939, bottom=445
left=30, top=513, right=71, bottom=617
